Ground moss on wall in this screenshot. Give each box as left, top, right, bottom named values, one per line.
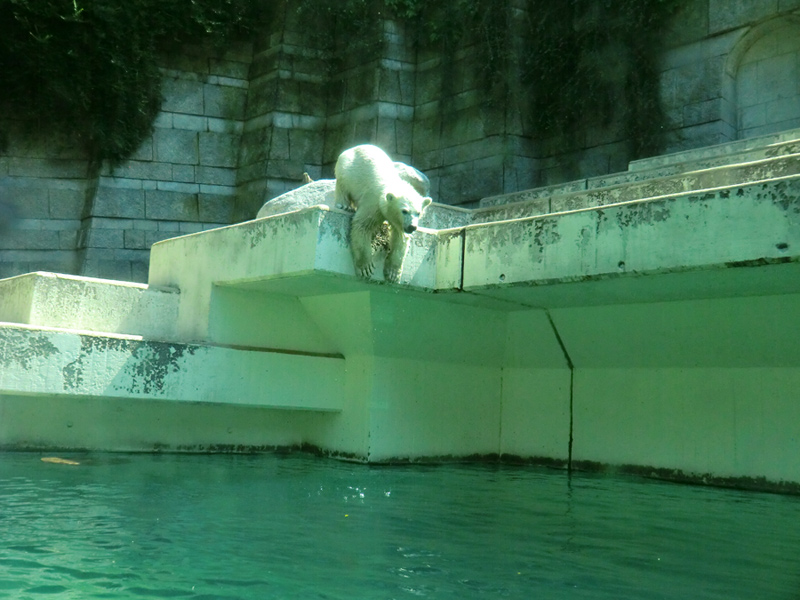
left=0, top=0, right=680, bottom=164
left=302, top=0, right=680, bottom=159
left=0, top=0, right=268, bottom=162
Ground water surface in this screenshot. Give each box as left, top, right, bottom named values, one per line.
left=1, top=453, right=798, bottom=599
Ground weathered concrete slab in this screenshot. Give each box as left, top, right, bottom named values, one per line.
left=149, top=206, right=462, bottom=343
left=0, top=323, right=344, bottom=411
left=463, top=176, right=800, bottom=306
left=0, top=271, right=179, bottom=339
left=629, top=126, right=800, bottom=171
left=473, top=149, right=800, bottom=222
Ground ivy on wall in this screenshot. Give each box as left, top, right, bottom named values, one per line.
left=0, top=0, right=265, bottom=162
left=522, top=0, right=680, bottom=158
left=307, top=0, right=681, bottom=159
left=0, top=0, right=680, bottom=163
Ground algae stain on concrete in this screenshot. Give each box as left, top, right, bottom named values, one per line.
left=765, top=180, right=800, bottom=214
left=0, top=329, right=59, bottom=370
left=124, top=341, right=197, bottom=395
left=63, top=336, right=130, bottom=392
left=61, top=334, right=198, bottom=396
left=615, top=200, right=671, bottom=228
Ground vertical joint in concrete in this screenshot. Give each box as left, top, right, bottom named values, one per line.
left=544, top=309, right=574, bottom=474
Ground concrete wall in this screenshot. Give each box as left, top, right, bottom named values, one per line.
left=4, top=1, right=800, bottom=283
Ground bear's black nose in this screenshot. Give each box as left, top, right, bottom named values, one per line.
left=404, top=225, right=417, bottom=234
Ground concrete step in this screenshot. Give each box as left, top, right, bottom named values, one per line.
left=629, top=126, right=800, bottom=172
left=0, top=271, right=179, bottom=340
left=476, top=127, right=800, bottom=220
left=473, top=146, right=800, bottom=224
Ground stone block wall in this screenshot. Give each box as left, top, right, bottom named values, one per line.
left=659, top=0, right=800, bottom=152
left=84, top=42, right=252, bottom=281
left=3, top=0, right=800, bottom=282
left=0, top=126, right=94, bottom=279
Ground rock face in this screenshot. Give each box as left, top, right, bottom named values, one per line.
left=256, top=180, right=339, bottom=219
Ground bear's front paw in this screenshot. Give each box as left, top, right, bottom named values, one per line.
left=356, top=262, right=374, bottom=279
left=384, top=264, right=401, bottom=283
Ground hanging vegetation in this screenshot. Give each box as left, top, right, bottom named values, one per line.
left=0, top=0, right=265, bottom=162
left=0, top=0, right=680, bottom=163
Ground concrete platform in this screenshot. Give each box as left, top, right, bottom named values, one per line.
left=0, top=272, right=179, bottom=339
left=0, top=135, right=798, bottom=492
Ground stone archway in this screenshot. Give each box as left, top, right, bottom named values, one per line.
left=726, top=16, right=800, bottom=139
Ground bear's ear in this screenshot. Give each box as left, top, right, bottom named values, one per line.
left=422, top=196, right=432, bottom=208
left=385, top=192, right=397, bottom=203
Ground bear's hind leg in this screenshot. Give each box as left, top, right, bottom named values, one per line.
left=334, top=179, right=353, bottom=211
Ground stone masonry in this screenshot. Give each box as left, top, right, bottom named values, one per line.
left=2, top=0, right=800, bottom=282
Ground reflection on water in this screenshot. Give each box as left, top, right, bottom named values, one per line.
left=0, top=453, right=798, bottom=599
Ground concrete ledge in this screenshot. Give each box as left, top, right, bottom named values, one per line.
left=0, top=271, right=179, bottom=339
left=463, top=177, right=800, bottom=306
left=0, top=323, right=344, bottom=410
left=473, top=150, right=800, bottom=222
left=148, top=206, right=463, bottom=342
left=630, top=126, right=800, bottom=171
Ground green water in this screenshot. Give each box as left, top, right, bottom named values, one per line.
left=0, top=453, right=798, bottom=599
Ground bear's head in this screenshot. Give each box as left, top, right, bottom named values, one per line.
left=385, top=192, right=432, bottom=234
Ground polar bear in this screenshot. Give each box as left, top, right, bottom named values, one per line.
left=334, top=145, right=432, bottom=282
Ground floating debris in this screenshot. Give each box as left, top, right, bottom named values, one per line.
left=41, top=457, right=80, bottom=466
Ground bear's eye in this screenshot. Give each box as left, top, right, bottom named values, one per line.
left=401, top=209, right=410, bottom=215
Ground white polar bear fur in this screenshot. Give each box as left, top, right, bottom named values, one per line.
left=334, top=144, right=432, bottom=282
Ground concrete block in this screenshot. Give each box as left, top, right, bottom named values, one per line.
left=198, top=194, right=235, bottom=223
left=154, top=113, right=173, bottom=129
left=132, top=219, right=159, bottom=231
left=59, top=230, right=79, bottom=250
left=195, top=166, right=237, bottom=186
left=173, top=114, right=208, bottom=132
left=131, top=261, right=149, bottom=283
left=199, top=183, right=236, bottom=196
left=0, top=323, right=344, bottom=411
left=79, top=256, right=133, bottom=281
left=208, top=117, right=244, bottom=135
left=0, top=269, right=171, bottom=338
left=172, top=164, right=196, bottom=183
left=0, top=229, right=60, bottom=250
left=161, top=77, right=204, bottom=115
left=204, top=84, right=247, bottom=120
left=8, top=158, right=89, bottom=179
left=91, top=187, right=146, bottom=219
left=463, top=177, right=800, bottom=306
left=107, top=160, right=173, bottom=181
left=146, top=230, right=182, bottom=246
left=2, top=185, right=50, bottom=218
left=82, top=217, right=130, bottom=230
left=199, top=132, right=239, bottom=168
left=238, top=128, right=272, bottom=168
left=288, top=129, right=324, bottom=163
left=81, top=228, right=124, bottom=249
left=130, top=137, right=154, bottom=161
left=156, top=181, right=200, bottom=194
left=209, top=58, right=250, bottom=79
left=124, top=229, right=148, bottom=250
left=154, top=129, right=199, bottom=165
left=145, top=190, right=199, bottom=221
